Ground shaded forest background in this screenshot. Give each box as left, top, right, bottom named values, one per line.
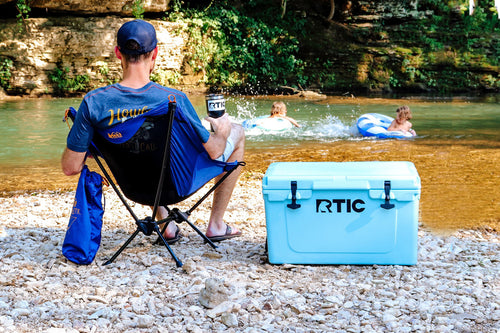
left=0, top=0, right=499, bottom=96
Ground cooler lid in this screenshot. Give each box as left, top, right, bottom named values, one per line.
left=262, top=161, right=421, bottom=191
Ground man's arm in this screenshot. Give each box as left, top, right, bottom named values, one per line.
left=61, top=148, right=86, bottom=176
left=203, top=114, right=232, bottom=160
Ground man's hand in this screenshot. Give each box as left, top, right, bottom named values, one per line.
left=203, top=114, right=232, bottom=160
left=205, top=113, right=231, bottom=137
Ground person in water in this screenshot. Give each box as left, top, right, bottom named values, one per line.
left=387, top=105, right=416, bottom=136
left=269, top=101, right=300, bottom=128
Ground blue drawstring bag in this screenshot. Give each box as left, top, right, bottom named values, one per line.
left=62, top=165, right=105, bottom=265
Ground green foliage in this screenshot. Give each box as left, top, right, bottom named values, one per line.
left=166, top=1, right=307, bottom=91
left=150, top=69, right=182, bottom=86
left=375, top=0, right=500, bottom=92
left=163, top=1, right=498, bottom=93
left=482, top=74, right=500, bottom=89
left=0, top=58, right=13, bottom=90
left=169, top=0, right=183, bottom=12
left=131, top=0, right=145, bottom=19
left=414, top=0, right=499, bottom=51
left=96, top=62, right=118, bottom=86
left=15, top=0, right=31, bottom=32
left=389, top=76, right=400, bottom=88
left=48, top=66, right=90, bottom=96
left=309, top=59, right=335, bottom=89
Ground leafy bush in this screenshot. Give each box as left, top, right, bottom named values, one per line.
left=151, top=69, right=182, bottom=86
left=166, top=2, right=307, bottom=91
left=16, top=0, right=31, bottom=32
left=0, top=58, right=13, bottom=90
left=131, top=0, right=145, bottom=19
left=49, top=66, right=90, bottom=96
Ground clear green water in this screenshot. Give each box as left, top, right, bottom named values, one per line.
left=200, top=94, right=500, bottom=147
left=1, top=94, right=498, bottom=230
left=0, top=95, right=499, bottom=166
left=0, top=98, right=81, bottom=166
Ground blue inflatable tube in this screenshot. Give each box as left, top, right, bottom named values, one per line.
left=242, top=116, right=294, bottom=132
left=357, top=113, right=415, bottom=139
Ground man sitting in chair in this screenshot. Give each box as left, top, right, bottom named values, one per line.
left=61, top=19, right=245, bottom=243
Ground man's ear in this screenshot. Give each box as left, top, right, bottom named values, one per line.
left=114, top=46, right=122, bottom=60
left=151, top=47, right=158, bottom=60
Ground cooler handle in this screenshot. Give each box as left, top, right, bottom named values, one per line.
left=380, top=180, right=395, bottom=210
left=287, top=181, right=301, bottom=210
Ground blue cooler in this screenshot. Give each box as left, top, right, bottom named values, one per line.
left=262, top=162, right=421, bottom=265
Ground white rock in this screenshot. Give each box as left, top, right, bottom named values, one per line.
left=221, top=312, right=239, bottom=327
left=206, top=301, right=238, bottom=318
left=0, top=185, right=497, bottom=333
left=12, top=308, right=31, bottom=317
left=137, top=314, right=155, bottom=328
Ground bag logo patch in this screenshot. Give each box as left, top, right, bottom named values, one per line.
left=107, top=132, right=123, bottom=139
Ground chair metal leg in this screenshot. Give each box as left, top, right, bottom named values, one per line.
left=102, top=228, right=141, bottom=266
left=167, top=208, right=218, bottom=249
left=103, top=206, right=217, bottom=266
left=103, top=220, right=183, bottom=267
left=153, top=224, right=183, bottom=267
left=99, top=160, right=244, bottom=267
left=184, top=218, right=218, bottom=249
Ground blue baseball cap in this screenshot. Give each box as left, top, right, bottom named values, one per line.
left=117, top=19, right=157, bottom=55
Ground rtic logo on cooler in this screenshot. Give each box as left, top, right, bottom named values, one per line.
left=207, top=100, right=225, bottom=112
left=316, top=199, right=365, bottom=213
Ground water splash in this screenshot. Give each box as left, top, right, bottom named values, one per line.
left=309, top=115, right=360, bottom=139
left=243, top=114, right=361, bottom=143
left=229, top=96, right=259, bottom=122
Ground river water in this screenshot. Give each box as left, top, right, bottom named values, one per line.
left=0, top=94, right=499, bottom=232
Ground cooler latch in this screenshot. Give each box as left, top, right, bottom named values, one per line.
left=380, top=180, right=395, bottom=210
left=287, top=181, right=301, bottom=210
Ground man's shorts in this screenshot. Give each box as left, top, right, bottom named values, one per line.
left=215, top=137, right=235, bottom=162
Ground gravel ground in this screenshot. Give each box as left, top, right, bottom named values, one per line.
left=0, top=178, right=499, bottom=332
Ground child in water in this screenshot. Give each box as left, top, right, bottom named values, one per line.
left=387, top=105, right=416, bottom=136
left=269, top=101, right=300, bottom=127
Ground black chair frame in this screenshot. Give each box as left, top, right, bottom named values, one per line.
left=80, top=100, right=243, bottom=267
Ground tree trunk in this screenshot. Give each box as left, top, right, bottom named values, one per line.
left=327, top=0, right=335, bottom=20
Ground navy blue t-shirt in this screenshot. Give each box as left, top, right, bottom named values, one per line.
left=67, top=82, right=209, bottom=153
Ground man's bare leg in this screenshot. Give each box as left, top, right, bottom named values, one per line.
left=154, top=123, right=244, bottom=239
left=206, top=123, right=245, bottom=238
left=155, top=206, right=179, bottom=239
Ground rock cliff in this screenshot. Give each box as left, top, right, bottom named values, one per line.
left=0, top=0, right=498, bottom=97
left=0, top=16, right=189, bottom=96
left=29, top=0, right=171, bottom=15
left=0, top=0, right=172, bottom=15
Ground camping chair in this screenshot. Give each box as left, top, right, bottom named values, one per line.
left=65, top=95, right=244, bottom=267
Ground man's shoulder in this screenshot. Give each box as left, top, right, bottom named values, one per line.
left=83, top=84, right=119, bottom=100
left=149, top=83, right=189, bottom=99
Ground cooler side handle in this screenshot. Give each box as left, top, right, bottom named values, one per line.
left=287, top=181, right=301, bottom=210
left=380, top=180, right=395, bottom=210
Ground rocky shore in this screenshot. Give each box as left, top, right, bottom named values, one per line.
left=0, top=178, right=499, bottom=332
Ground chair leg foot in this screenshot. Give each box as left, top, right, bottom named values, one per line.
left=154, top=226, right=183, bottom=267
left=102, top=259, right=113, bottom=266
